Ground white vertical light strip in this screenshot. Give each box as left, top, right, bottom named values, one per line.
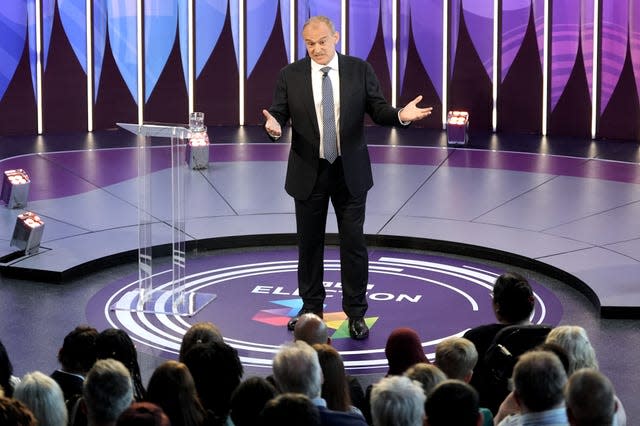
left=591, top=0, right=599, bottom=139
left=391, top=0, right=398, bottom=106
left=492, top=0, right=499, bottom=132
left=542, top=0, right=550, bottom=136
left=137, top=0, right=143, bottom=124
left=188, top=0, right=194, bottom=113
left=290, top=0, right=295, bottom=62
left=442, top=0, right=448, bottom=129
left=341, top=0, right=346, bottom=54
left=86, top=0, right=93, bottom=131
left=35, top=0, right=43, bottom=134
left=239, top=0, right=245, bottom=125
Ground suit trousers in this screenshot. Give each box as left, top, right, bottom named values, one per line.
left=294, top=158, right=369, bottom=319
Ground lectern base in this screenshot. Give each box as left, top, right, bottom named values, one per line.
left=110, top=288, right=216, bottom=317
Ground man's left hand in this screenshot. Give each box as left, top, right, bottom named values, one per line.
left=399, top=95, right=433, bottom=122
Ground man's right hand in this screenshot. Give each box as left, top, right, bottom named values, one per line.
left=262, top=109, right=282, bottom=138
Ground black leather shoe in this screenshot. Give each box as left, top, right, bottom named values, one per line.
left=287, top=310, right=323, bottom=331
left=348, top=317, right=369, bottom=340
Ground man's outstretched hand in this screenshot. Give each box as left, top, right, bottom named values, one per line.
left=262, top=109, right=282, bottom=138
left=399, top=95, right=433, bottom=122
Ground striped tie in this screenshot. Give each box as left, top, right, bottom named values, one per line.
left=321, top=66, right=338, bottom=163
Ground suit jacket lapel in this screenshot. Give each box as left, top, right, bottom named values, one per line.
left=299, top=57, right=320, bottom=143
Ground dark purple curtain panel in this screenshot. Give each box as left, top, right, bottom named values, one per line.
left=42, top=0, right=87, bottom=133
left=398, top=0, right=442, bottom=129
left=449, top=0, right=493, bottom=133
left=245, top=0, right=288, bottom=126
left=195, top=0, right=239, bottom=126
left=597, top=0, right=640, bottom=140
left=93, top=0, right=137, bottom=131
left=547, top=0, right=591, bottom=137
left=0, top=1, right=37, bottom=135
left=498, top=1, right=543, bottom=134
left=144, top=0, right=188, bottom=124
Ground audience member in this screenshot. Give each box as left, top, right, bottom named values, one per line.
left=0, top=339, right=18, bottom=397
left=497, top=351, right=568, bottom=426
left=260, top=393, right=321, bottom=426
left=182, top=340, right=243, bottom=425
left=434, top=336, right=477, bottom=382
left=51, top=325, right=99, bottom=402
left=545, top=326, right=626, bottom=425
left=565, top=368, right=616, bottom=426
left=272, top=341, right=367, bottom=425
left=229, top=376, right=278, bottom=426
left=83, top=359, right=133, bottom=426
left=116, top=402, right=170, bottom=426
left=313, top=343, right=363, bottom=416
left=463, top=272, right=535, bottom=412
left=404, top=363, right=446, bottom=396
left=145, top=360, right=206, bottom=426
left=95, top=328, right=146, bottom=401
left=13, top=371, right=67, bottom=426
left=424, top=380, right=481, bottom=426
left=178, top=322, right=224, bottom=362
left=0, top=396, right=37, bottom=426
left=370, top=375, right=425, bottom=426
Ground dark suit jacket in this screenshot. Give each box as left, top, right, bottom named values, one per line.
left=318, top=405, right=368, bottom=426
left=268, top=53, right=405, bottom=200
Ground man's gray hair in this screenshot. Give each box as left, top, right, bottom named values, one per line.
left=370, top=375, right=426, bottom=426
left=272, top=341, right=322, bottom=398
left=303, top=16, right=336, bottom=34
left=83, top=358, right=133, bottom=423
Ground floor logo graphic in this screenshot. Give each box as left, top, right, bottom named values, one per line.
left=87, top=248, right=563, bottom=373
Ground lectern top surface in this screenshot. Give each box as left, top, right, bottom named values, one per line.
left=117, top=122, right=191, bottom=139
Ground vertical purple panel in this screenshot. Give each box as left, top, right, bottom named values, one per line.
left=449, top=0, right=493, bottom=132
left=600, top=0, right=628, bottom=115
left=42, top=0, right=88, bottom=132
left=632, top=3, right=640, bottom=105
left=0, top=1, right=36, bottom=135
left=398, top=0, right=442, bottom=129
left=581, top=0, right=594, bottom=97
left=195, top=0, right=239, bottom=125
left=245, top=0, right=288, bottom=125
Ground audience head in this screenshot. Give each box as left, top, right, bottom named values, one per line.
left=260, top=393, right=321, bottom=426
left=512, top=350, right=567, bottom=413
left=565, top=368, right=616, bottom=426
left=181, top=340, right=243, bottom=421
left=58, top=325, right=99, bottom=375
left=424, top=380, right=480, bottom=426
left=0, top=396, right=37, bottom=426
left=272, top=341, right=322, bottom=398
left=14, top=371, right=67, bottom=426
left=294, top=313, right=329, bottom=345
left=535, top=342, right=571, bottom=374
left=370, top=375, right=426, bottom=426
left=313, top=343, right=351, bottom=412
left=146, top=360, right=205, bottom=426
left=404, top=363, right=447, bottom=396
left=545, top=325, right=598, bottom=374
left=116, top=402, right=170, bottom=426
left=434, top=337, right=478, bottom=382
left=178, top=322, right=223, bottom=362
left=95, top=328, right=145, bottom=400
left=229, top=376, right=278, bottom=426
left=83, top=359, right=133, bottom=425
left=491, top=272, right=534, bottom=324
left=384, top=327, right=429, bottom=375
left=0, top=339, right=15, bottom=397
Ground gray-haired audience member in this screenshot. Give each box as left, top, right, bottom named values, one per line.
left=294, top=313, right=330, bottom=345
left=497, top=351, right=568, bottom=426
left=272, top=341, right=367, bottom=425
left=14, top=371, right=67, bottom=426
left=404, top=363, right=447, bottom=396
left=370, top=375, right=426, bottom=426
left=565, top=369, right=616, bottom=426
left=434, top=337, right=478, bottom=382
left=425, top=380, right=481, bottom=426
left=83, top=359, right=133, bottom=426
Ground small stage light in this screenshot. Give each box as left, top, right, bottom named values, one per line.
left=1, top=169, right=30, bottom=208
left=10, top=211, right=45, bottom=255
left=447, top=111, right=469, bottom=146
left=186, top=112, right=210, bottom=169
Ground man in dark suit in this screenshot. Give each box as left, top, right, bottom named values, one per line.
left=263, top=16, right=432, bottom=340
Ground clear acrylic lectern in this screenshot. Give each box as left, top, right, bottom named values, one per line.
left=110, top=122, right=215, bottom=316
